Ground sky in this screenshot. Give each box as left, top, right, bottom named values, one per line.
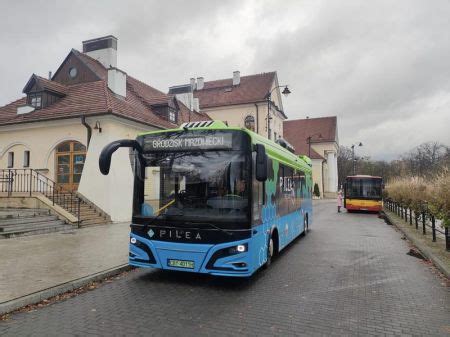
left=0, top=0, right=449, bottom=160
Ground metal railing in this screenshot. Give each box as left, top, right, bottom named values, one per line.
left=384, top=198, right=450, bottom=252
left=0, top=169, right=82, bottom=226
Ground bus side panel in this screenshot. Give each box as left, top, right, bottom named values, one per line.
left=250, top=157, right=313, bottom=271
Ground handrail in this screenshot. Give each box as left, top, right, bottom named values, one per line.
left=384, top=198, right=449, bottom=252
left=0, top=168, right=83, bottom=226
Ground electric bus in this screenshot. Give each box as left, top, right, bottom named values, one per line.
left=99, top=120, right=313, bottom=277
left=344, top=175, right=383, bottom=212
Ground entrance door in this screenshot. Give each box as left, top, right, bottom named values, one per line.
left=55, top=141, right=86, bottom=191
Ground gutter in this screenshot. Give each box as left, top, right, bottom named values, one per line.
left=81, top=116, right=92, bottom=148
left=254, top=103, right=259, bottom=133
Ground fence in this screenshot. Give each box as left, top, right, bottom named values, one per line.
left=0, top=169, right=81, bottom=225
left=384, top=198, right=450, bottom=252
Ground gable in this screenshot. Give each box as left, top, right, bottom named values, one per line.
left=52, top=51, right=100, bottom=85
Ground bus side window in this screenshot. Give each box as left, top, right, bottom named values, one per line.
left=252, top=152, right=263, bottom=223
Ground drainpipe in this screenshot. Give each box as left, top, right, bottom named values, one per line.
left=321, top=159, right=326, bottom=198
left=254, top=103, right=259, bottom=134
left=81, top=116, right=92, bottom=148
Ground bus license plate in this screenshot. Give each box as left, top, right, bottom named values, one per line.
left=168, top=259, right=194, bottom=269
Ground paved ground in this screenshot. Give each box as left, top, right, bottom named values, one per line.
left=0, top=222, right=128, bottom=303
left=1, top=200, right=449, bottom=336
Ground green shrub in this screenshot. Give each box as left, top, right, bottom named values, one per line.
left=313, top=183, right=320, bottom=197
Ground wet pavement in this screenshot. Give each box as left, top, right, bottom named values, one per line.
left=0, top=223, right=128, bottom=304
left=1, top=200, right=449, bottom=336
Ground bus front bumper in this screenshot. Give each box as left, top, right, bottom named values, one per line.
left=129, top=234, right=254, bottom=277
left=345, top=199, right=382, bottom=212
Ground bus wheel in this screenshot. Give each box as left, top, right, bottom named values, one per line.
left=304, top=216, right=309, bottom=234
left=264, top=235, right=274, bottom=269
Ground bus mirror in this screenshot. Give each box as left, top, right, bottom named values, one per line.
left=255, top=144, right=268, bottom=182
left=99, top=139, right=142, bottom=175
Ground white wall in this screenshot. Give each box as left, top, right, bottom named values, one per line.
left=0, top=119, right=86, bottom=179
left=78, top=116, right=157, bottom=222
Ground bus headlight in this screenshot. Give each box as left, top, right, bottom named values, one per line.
left=237, top=244, right=246, bottom=252
left=228, top=244, right=247, bottom=254
left=130, top=237, right=137, bottom=244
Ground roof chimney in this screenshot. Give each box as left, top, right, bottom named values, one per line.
left=82, top=35, right=118, bottom=68
left=193, top=98, right=200, bottom=112
left=233, top=71, right=240, bottom=86
left=197, top=77, right=204, bottom=90
left=190, top=78, right=196, bottom=90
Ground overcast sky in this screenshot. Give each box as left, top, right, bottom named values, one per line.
left=1, top=0, right=449, bottom=160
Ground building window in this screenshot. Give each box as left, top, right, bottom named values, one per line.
left=244, top=115, right=255, bottom=132
left=23, top=151, right=30, bottom=167
left=168, top=109, right=176, bottom=123
left=274, top=132, right=277, bottom=140
left=30, top=94, right=42, bottom=109
left=7, top=152, right=14, bottom=168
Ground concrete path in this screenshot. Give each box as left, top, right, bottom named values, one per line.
left=0, top=223, right=129, bottom=306
left=1, top=200, right=449, bottom=336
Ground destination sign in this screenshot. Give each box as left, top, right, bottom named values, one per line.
left=143, top=134, right=233, bottom=151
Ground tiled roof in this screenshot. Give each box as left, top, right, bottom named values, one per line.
left=283, top=116, right=337, bottom=159
left=0, top=50, right=180, bottom=129
left=23, top=74, right=68, bottom=95
left=176, top=99, right=211, bottom=123
left=194, top=72, right=276, bottom=109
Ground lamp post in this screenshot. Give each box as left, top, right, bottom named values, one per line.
left=306, top=133, right=322, bottom=158
left=351, top=142, right=363, bottom=175
left=266, top=85, right=291, bottom=140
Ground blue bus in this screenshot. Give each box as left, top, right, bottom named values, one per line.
left=99, top=121, right=313, bottom=277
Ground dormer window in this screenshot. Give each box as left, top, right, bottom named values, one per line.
left=30, top=94, right=42, bottom=109
left=169, top=108, right=176, bottom=123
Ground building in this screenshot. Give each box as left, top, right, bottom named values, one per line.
left=0, top=36, right=207, bottom=222
left=283, top=117, right=339, bottom=198
left=169, top=71, right=288, bottom=140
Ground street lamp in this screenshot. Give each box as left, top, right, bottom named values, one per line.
left=351, top=142, right=363, bottom=175
left=266, top=85, right=291, bottom=140
left=306, top=133, right=322, bottom=158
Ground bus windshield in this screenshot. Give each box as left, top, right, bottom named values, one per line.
left=135, top=150, right=250, bottom=223
left=346, top=178, right=382, bottom=199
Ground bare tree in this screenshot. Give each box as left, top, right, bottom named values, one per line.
left=337, top=141, right=449, bottom=183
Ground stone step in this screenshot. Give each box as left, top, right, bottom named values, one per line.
left=79, top=218, right=110, bottom=227
left=0, top=215, right=59, bottom=227
left=0, top=220, right=66, bottom=233
left=80, top=214, right=107, bottom=220
left=0, top=223, right=74, bottom=239
left=0, top=208, right=51, bottom=219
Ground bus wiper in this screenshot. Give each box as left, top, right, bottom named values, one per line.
left=185, top=221, right=233, bottom=236
left=208, top=223, right=233, bottom=236
left=142, top=199, right=175, bottom=230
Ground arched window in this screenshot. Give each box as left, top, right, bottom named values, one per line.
left=244, top=115, right=255, bottom=132
left=55, top=141, right=86, bottom=191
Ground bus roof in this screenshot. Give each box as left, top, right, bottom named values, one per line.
left=138, top=120, right=312, bottom=173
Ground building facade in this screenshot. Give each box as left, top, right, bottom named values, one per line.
left=284, top=117, right=339, bottom=198
left=0, top=36, right=207, bottom=222
left=169, top=71, right=288, bottom=141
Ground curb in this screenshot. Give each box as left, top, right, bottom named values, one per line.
left=383, top=211, right=450, bottom=279
left=0, top=264, right=131, bottom=316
